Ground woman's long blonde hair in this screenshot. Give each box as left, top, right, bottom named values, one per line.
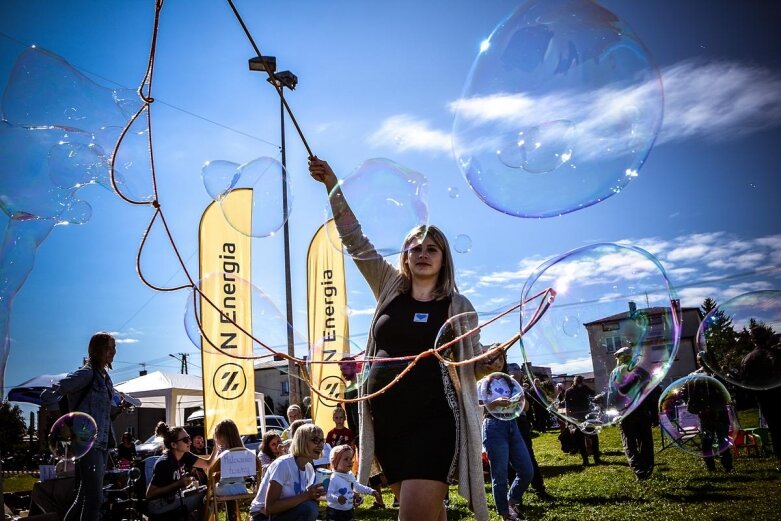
left=398, top=225, right=457, bottom=300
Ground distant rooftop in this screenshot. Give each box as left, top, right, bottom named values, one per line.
left=253, top=359, right=289, bottom=371
left=583, top=306, right=698, bottom=326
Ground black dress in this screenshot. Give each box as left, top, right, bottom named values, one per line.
left=367, top=293, right=458, bottom=485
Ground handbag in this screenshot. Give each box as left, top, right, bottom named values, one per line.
left=147, top=485, right=206, bottom=515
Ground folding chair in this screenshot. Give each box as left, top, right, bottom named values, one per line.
left=659, top=404, right=701, bottom=452
left=733, top=429, right=762, bottom=457
left=204, top=448, right=262, bottom=521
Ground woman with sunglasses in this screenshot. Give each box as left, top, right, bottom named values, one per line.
left=250, top=423, right=326, bottom=521
left=310, top=157, right=489, bottom=521
left=146, top=425, right=215, bottom=520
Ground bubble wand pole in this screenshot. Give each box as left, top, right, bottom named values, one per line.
left=226, top=0, right=314, bottom=157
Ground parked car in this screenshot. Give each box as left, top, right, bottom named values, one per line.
left=241, top=415, right=290, bottom=452
left=135, top=425, right=205, bottom=460
left=261, top=415, right=290, bottom=433
left=134, top=434, right=163, bottom=460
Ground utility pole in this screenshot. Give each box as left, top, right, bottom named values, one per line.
left=169, top=353, right=189, bottom=374
left=248, top=55, right=301, bottom=405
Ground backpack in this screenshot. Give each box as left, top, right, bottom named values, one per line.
left=57, top=368, right=97, bottom=416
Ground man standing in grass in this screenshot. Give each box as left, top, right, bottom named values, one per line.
left=613, top=347, right=656, bottom=480
left=565, top=375, right=601, bottom=465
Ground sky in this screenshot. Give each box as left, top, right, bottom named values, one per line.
left=1, top=0, right=780, bottom=421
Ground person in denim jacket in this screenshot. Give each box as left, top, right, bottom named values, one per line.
left=57, top=332, right=120, bottom=521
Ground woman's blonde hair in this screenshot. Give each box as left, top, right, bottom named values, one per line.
left=398, top=225, right=457, bottom=300
left=291, top=423, right=324, bottom=459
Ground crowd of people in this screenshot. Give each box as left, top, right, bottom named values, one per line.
left=48, top=156, right=778, bottom=521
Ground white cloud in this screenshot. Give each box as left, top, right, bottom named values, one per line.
left=658, top=60, right=781, bottom=143
left=677, top=286, right=719, bottom=308
left=471, top=232, right=781, bottom=313
left=721, top=281, right=775, bottom=300
left=477, top=258, right=542, bottom=287
left=667, top=244, right=712, bottom=262
left=367, top=114, right=451, bottom=153
left=366, top=60, right=781, bottom=155
left=347, top=306, right=376, bottom=316
left=115, top=338, right=140, bottom=344
left=548, top=356, right=593, bottom=375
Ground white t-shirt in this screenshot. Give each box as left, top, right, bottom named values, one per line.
left=249, top=454, right=314, bottom=514
left=326, top=471, right=375, bottom=511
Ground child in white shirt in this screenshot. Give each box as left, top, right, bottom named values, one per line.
left=325, top=444, right=381, bottom=521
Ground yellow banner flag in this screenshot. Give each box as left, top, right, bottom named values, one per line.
left=307, top=219, right=350, bottom=429
left=198, top=188, right=256, bottom=437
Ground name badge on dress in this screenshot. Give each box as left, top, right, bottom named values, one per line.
left=413, top=313, right=429, bottom=323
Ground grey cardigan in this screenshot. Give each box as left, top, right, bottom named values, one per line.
left=330, top=188, right=489, bottom=520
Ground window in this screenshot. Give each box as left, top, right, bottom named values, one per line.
left=281, top=381, right=289, bottom=396
left=604, top=335, right=622, bottom=353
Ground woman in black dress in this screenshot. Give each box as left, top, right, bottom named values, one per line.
left=310, top=157, right=488, bottom=521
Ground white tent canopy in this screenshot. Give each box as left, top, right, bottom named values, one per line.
left=115, top=371, right=264, bottom=427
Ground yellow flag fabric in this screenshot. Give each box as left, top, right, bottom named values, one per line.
left=307, top=219, right=350, bottom=430
left=198, top=188, right=256, bottom=437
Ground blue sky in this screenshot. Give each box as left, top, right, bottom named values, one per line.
left=1, top=0, right=780, bottom=419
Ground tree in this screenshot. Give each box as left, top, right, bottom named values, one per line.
left=699, top=297, right=737, bottom=374
left=0, top=401, right=28, bottom=454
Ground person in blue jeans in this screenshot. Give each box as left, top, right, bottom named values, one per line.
left=480, top=350, right=534, bottom=521
left=50, top=332, right=123, bottom=521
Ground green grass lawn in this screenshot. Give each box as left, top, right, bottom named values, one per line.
left=3, top=413, right=778, bottom=520
left=2, top=474, right=37, bottom=493
left=356, top=414, right=780, bottom=520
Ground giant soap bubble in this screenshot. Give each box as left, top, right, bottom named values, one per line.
left=208, top=157, right=293, bottom=238
left=184, top=272, right=307, bottom=359
left=308, top=335, right=365, bottom=407
left=453, top=0, right=663, bottom=217
left=659, top=373, right=736, bottom=457
left=48, top=412, right=98, bottom=460
left=478, top=372, right=526, bottom=420
left=325, top=158, right=428, bottom=260
left=0, top=47, right=140, bottom=395
left=698, top=290, right=781, bottom=390
left=520, top=243, right=680, bottom=430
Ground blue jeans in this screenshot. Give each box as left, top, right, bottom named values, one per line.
left=483, top=417, right=533, bottom=516
left=250, top=500, right=319, bottom=521
left=64, top=445, right=108, bottom=521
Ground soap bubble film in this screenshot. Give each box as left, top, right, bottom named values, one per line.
left=308, top=334, right=366, bottom=407
left=0, top=47, right=139, bottom=394
left=697, top=290, right=781, bottom=390
left=202, top=159, right=240, bottom=201
left=48, top=411, right=98, bottom=461
left=325, top=158, right=428, bottom=260
left=220, top=157, right=292, bottom=238
left=520, top=243, right=680, bottom=429
left=478, top=372, right=526, bottom=420
left=659, top=373, right=736, bottom=457
left=453, top=0, right=663, bottom=217
left=184, top=272, right=306, bottom=359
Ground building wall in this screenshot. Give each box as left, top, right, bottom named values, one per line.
left=589, top=307, right=701, bottom=393
left=254, top=364, right=291, bottom=415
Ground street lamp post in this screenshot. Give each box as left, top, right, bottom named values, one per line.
left=248, top=56, right=301, bottom=406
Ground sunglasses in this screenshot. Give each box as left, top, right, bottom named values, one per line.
left=176, top=436, right=192, bottom=444
left=310, top=437, right=325, bottom=445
